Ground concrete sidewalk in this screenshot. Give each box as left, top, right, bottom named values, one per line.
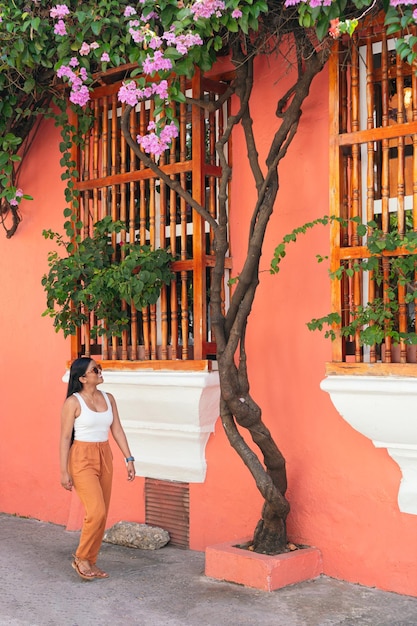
left=1, top=513, right=417, bottom=626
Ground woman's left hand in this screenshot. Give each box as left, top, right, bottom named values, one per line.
left=127, top=461, right=136, bottom=481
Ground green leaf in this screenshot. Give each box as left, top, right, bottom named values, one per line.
left=316, top=16, right=330, bottom=41
left=91, top=21, right=102, bottom=36
left=357, top=224, right=367, bottom=237
left=23, top=78, right=36, bottom=93
left=387, top=23, right=402, bottom=36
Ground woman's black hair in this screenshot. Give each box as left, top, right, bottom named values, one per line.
left=67, top=357, right=92, bottom=445
left=66, top=357, right=92, bottom=398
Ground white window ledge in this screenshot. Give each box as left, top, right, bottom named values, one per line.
left=321, top=375, right=417, bottom=515
left=64, top=369, right=220, bottom=483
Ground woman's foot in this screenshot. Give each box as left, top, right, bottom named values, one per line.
left=90, top=563, right=109, bottom=578
left=71, top=555, right=95, bottom=581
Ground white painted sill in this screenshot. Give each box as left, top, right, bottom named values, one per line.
left=321, top=374, right=417, bottom=515
left=63, top=368, right=220, bottom=483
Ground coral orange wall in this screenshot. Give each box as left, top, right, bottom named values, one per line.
left=2, top=53, right=417, bottom=598
left=0, top=118, right=143, bottom=529
left=189, top=54, right=417, bottom=597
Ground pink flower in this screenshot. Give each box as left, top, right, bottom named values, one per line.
left=101, top=52, right=110, bottom=62
left=54, top=19, right=67, bottom=36
left=9, top=189, right=23, bottom=207
left=309, top=0, right=331, bottom=6
left=413, top=8, right=417, bottom=19
left=231, top=9, right=242, bottom=18
left=190, top=0, right=225, bottom=20
left=57, top=64, right=76, bottom=80
left=124, top=5, right=137, bottom=17
left=142, top=10, right=158, bottom=20
left=160, top=122, right=179, bottom=143
left=169, top=33, right=203, bottom=54
left=142, top=50, right=173, bottom=75
left=149, top=35, right=163, bottom=50
left=69, top=57, right=79, bottom=67
left=70, top=75, right=83, bottom=90
left=79, top=42, right=90, bottom=56
left=163, top=28, right=176, bottom=46
left=118, top=81, right=141, bottom=106
left=136, top=122, right=179, bottom=157
left=129, top=22, right=145, bottom=44
left=70, top=85, right=90, bottom=107
left=153, top=79, right=169, bottom=99
left=50, top=4, right=70, bottom=19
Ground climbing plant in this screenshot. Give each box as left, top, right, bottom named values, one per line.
left=0, top=0, right=414, bottom=238
left=41, top=216, right=174, bottom=337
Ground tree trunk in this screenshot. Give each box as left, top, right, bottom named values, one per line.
left=211, top=40, right=330, bottom=555
left=121, top=33, right=330, bottom=555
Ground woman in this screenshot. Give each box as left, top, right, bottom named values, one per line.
left=60, top=357, right=136, bottom=580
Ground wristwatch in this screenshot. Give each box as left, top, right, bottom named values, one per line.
left=125, top=456, right=135, bottom=463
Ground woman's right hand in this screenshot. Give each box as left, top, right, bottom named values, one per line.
left=61, top=472, right=73, bottom=491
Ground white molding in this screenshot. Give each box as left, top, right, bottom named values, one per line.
left=321, top=375, right=417, bottom=515
left=63, top=369, right=220, bottom=483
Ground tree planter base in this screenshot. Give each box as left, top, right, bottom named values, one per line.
left=205, top=538, right=322, bottom=592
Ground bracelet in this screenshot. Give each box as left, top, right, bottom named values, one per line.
left=125, top=456, right=135, bottom=463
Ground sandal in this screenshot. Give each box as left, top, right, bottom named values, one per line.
left=71, top=555, right=95, bottom=581
left=90, top=564, right=109, bottom=579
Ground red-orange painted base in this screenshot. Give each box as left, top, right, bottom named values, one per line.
left=205, top=538, right=323, bottom=592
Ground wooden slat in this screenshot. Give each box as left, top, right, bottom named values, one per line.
left=338, top=122, right=417, bottom=146
left=329, top=42, right=343, bottom=361
left=74, top=161, right=195, bottom=191
left=191, top=69, right=206, bottom=361
left=366, top=34, right=377, bottom=363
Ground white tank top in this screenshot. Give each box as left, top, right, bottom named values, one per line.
left=73, top=391, right=113, bottom=442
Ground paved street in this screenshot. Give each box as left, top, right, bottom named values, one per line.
left=1, top=514, right=417, bottom=625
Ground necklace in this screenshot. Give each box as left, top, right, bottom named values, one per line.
left=81, top=391, right=99, bottom=407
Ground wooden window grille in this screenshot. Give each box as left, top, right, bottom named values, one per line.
left=69, top=70, right=232, bottom=367
left=329, top=19, right=417, bottom=367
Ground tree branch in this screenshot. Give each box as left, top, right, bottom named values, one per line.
left=185, top=82, right=235, bottom=113
left=233, top=48, right=264, bottom=193
left=220, top=398, right=290, bottom=517
left=120, top=104, right=218, bottom=232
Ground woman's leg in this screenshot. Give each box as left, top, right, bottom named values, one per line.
left=88, top=442, right=113, bottom=565
left=69, top=442, right=112, bottom=564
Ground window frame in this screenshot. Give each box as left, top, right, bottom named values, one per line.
left=328, top=22, right=417, bottom=375
left=68, top=69, right=232, bottom=370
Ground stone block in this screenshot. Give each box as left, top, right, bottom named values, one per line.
left=104, top=521, right=170, bottom=550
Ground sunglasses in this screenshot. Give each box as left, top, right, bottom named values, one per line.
left=86, top=366, right=102, bottom=375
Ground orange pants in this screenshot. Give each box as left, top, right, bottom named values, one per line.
left=69, top=440, right=113, bottom=564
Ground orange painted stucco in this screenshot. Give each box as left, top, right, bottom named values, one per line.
left=2, top=52, right=417, bottom=597
left=0, top=117, right=144, bottom=528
